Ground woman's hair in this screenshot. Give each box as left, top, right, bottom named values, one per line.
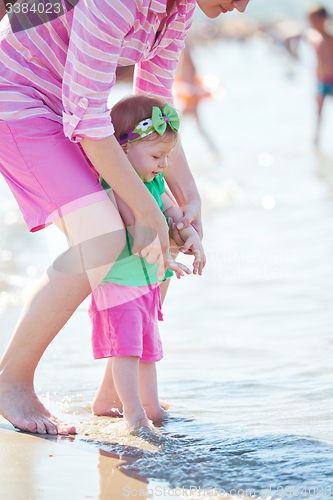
left=111, top=94, right=179, bottom=143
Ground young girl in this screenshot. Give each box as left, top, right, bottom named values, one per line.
left=88, top=95, right=206, bottom=432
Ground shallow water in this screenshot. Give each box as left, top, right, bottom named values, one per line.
left=1, top=38, right=333, bottom=497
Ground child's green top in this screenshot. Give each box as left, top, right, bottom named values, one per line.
left=100, top=173, right=173, bottom=287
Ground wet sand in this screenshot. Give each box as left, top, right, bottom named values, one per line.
left=0, top=417, right=152, bottom=500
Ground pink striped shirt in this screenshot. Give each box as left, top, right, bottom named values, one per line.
left=0, top=0, right=195, bottom=142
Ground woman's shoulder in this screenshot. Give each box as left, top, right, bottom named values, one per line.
left=83, top=0, right=144, bottom=30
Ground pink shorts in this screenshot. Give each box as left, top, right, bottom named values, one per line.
left=89, top=282, right=164, bottom=362
left=0, top=117, right=108, bottom=232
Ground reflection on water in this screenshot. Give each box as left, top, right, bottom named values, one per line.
left=122, top=431, right=333, bottom=492
left=1, top=38, right=333, bottom=495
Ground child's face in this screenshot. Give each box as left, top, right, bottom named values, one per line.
left=123, top=135, right=176, bottom=183
left=197, top=0, right=250, bottom=19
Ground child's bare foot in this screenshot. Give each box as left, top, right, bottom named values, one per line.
left=125, top=408, right=151, bottom=432
left=159, top=399, right=171, bottom=411
left=92, top=387, right=123, bottom=417
left=143, top=405, right=169, bottom=423
left=92, top=403, right=123, bottom=418
left=92, top=399, right=169, bottom=419
left=0, top=379, right=76, bottom=435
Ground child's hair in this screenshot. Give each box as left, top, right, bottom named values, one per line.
left=308, top=5, right=328, bottom=18
left=111, top=94, right=179, bottom=144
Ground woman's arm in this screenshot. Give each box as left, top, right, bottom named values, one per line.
left=162, top=192, right=206, bottom=274
left=132, top=4, right=200, bottom=236
left=163, top=142, right=203, bottom=238
left=134, top=1, right=251, bottom=238
left=81, top=135, right=170, bottom=279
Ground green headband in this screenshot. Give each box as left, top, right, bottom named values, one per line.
left=118, top=103, right=180, bottom=145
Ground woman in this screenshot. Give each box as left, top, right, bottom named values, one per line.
left=0, top=0, right=250, bottom=435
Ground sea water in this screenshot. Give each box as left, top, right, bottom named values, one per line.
left=0, top=38, right=333, bottom=497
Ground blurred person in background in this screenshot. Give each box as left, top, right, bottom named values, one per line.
left=307, top=5, right=333, bottom=145
left=173, top=44, right=221, bottom=156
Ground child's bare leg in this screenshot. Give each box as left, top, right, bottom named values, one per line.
left=139, top=361, right=168, bottom=422
left=91, top=358, right=171, bottom=417
left=92, top=257, right=177, bottom=417
left=112, top=356, right=150, bottom=431
left=91, top=357, right=170, bottom=416
left=92, top=358, right=123, bottom=417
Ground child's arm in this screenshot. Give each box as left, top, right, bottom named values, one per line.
left=162, top=192, right=206, bottom=275
left=110, top=190, right=135, bottom=227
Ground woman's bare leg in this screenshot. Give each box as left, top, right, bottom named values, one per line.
left=0, top=198, right=125, bottom=434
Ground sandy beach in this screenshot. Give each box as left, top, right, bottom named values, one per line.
left=0, top=310, right=167, bottom=500
left=0, top=308, right=149, bottom=500
left=0, top=419, right=153, bottom=500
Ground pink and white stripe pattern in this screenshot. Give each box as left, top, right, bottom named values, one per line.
left=0, top=0, right=195, bottom=142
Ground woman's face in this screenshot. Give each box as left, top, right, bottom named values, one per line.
left=196, top=0, right=250, bottom=19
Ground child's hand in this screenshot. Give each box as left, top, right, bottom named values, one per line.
left=166, top=255, right=191, bottom=279
left=179, top=234, right=206, bottom=276
left=167, top=217, right=186, bottom=248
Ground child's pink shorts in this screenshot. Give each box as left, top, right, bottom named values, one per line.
left=0, top=117, right=108, bottom=232
left=89, top=282, right=164, bottom=363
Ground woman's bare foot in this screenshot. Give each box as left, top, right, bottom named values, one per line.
left=0, top=379, right=76, bottom=435
left=125, top=408, right=151, bottom=432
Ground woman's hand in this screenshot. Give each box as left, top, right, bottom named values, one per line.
left=131, top=211, right=170, bottom=280
left=163, top=143, right=203, bottom=242
left=167, top=217, right=185, bottom=247
left=167, top=217, right=206, bottom=275
left=179, top=233, right=206, bottom=276
left=175, top=200, right=203, bottom=239
left=166, top=198, right=203, bottom=256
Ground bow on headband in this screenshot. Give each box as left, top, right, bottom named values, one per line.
left=118, top=103, right=180, bottom=145
left=151, top=104, right=180, bottom=135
